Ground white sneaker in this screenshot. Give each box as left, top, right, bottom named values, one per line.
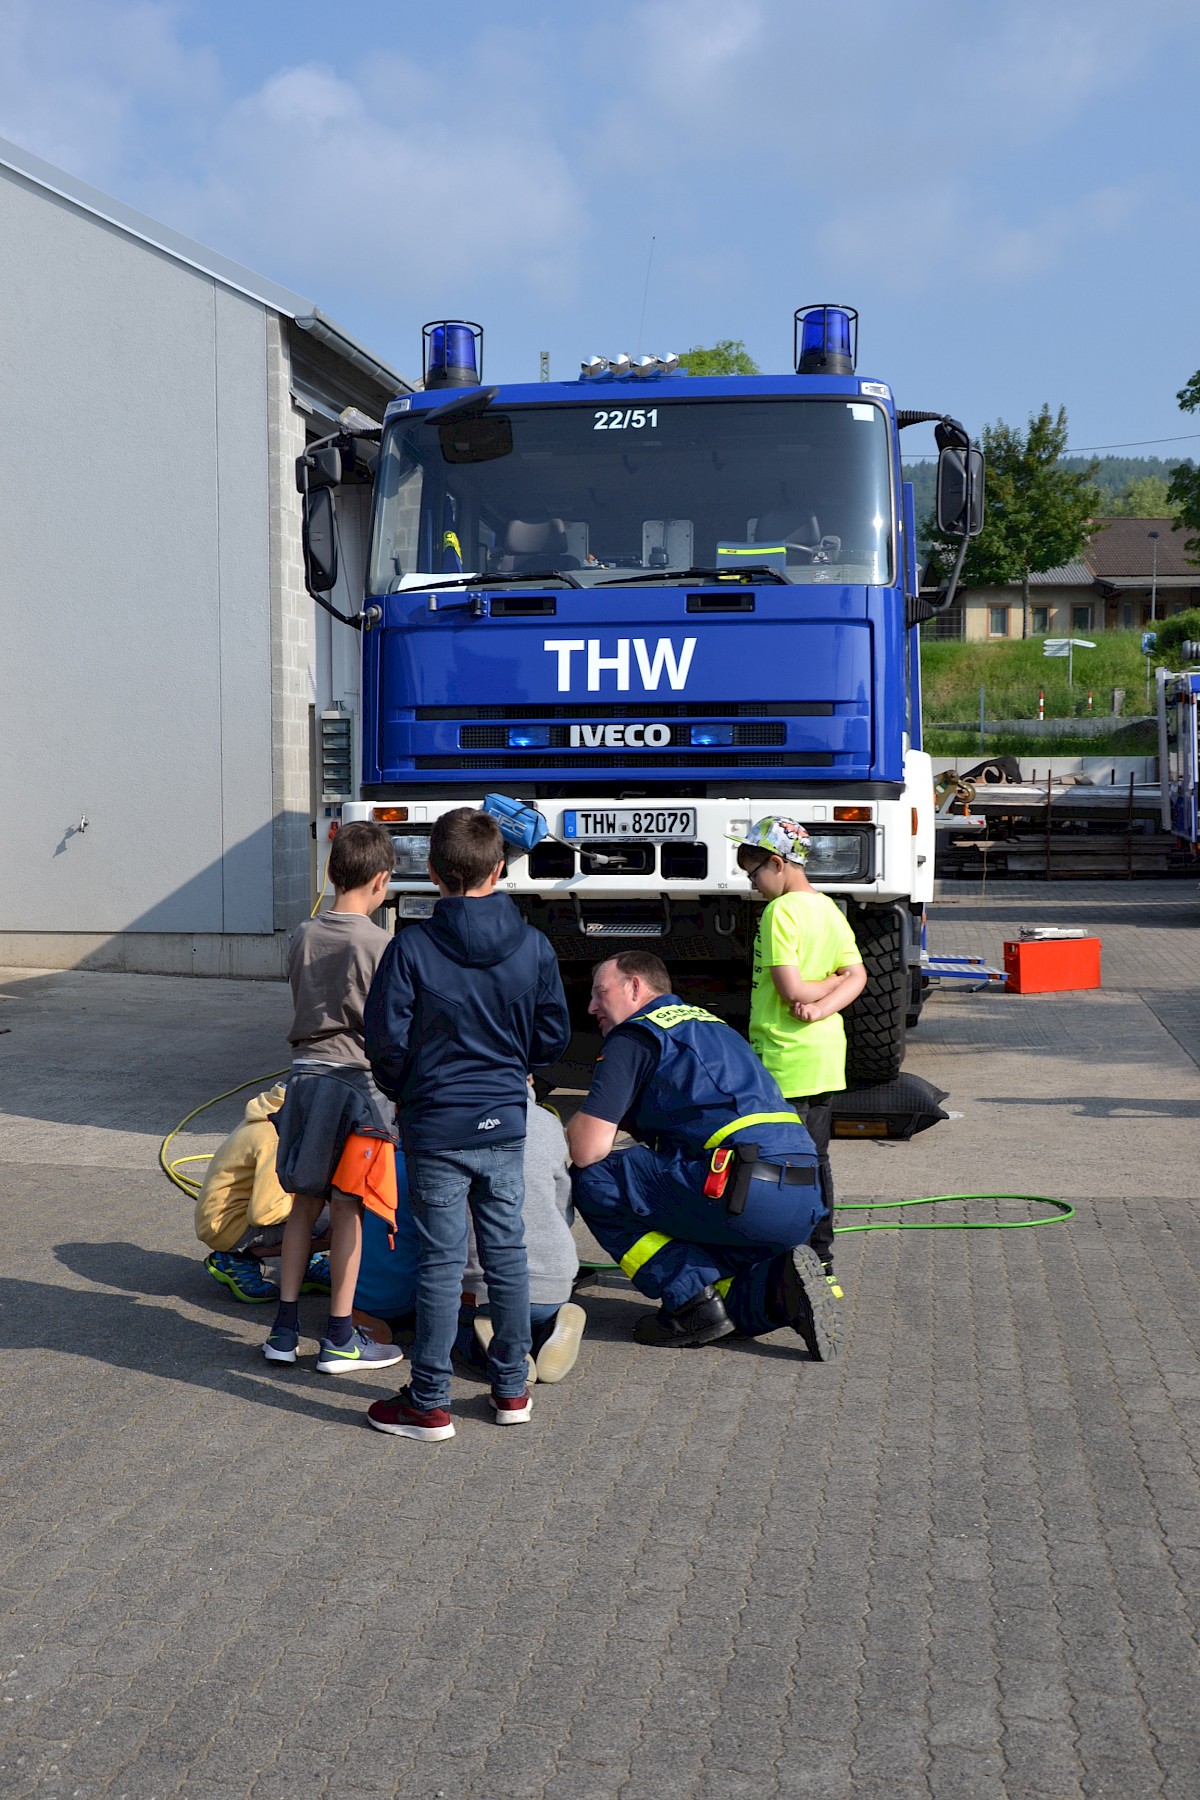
left=472, top=1316, right=537, bottom=1386
left=534, top=1303, right=587, bottom=1384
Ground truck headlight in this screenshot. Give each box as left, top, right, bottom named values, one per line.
left=805, top=831, right=869, bottom=881
left=390, top=831, right=433, bottom=877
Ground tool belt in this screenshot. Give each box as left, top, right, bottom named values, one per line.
left=703, top=1142, right=816, bottom=1217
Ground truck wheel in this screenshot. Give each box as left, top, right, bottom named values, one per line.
left=845, top=904, right=907, bottom=1084
left=906, top=966, right=927, bottom=1030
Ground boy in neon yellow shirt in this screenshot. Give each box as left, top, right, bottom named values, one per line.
left=733, top=818, right=867, bottom=1282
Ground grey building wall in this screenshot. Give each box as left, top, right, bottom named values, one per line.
left=0, top=144, right=408, bottom=977
left=0, top=165, right=280, bottom=970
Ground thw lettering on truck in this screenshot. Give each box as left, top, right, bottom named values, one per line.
left=543, top=638, right=697, bottom=693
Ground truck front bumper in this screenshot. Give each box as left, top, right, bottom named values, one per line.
left=342, top=784, right=930, bottom=909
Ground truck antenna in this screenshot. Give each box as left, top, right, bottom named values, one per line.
left=636, top=236, right=656, bottom=356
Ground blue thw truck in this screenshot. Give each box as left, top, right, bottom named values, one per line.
left=1158, top=662, right=1200, bottom=851
left=300, top=306, right=983, bottom=1081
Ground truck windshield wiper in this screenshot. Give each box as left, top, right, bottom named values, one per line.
left=416, top=567, right=583, bottom=591
left=595, top=564, right=788, bottom=587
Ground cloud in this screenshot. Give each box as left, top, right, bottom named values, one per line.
left=0, top=0, right=219, bottom=178
left=0, top=0, right=1195, bottom=375
left=147, top=59, right=585, bottom=304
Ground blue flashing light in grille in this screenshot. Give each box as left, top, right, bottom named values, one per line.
left=508, top=726, right=551, bottom=749
left=690, top=724, right=734, bottom=747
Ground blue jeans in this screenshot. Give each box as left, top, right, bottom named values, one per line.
left=406, top=1142, right=530, bottom=1409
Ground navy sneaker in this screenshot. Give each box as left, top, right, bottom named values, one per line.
left=262, top=1323, right=299, bottom=1364
left=205, top=1251, right=279, bottom=1304
left=316, top=1327, right=405, bottom=1375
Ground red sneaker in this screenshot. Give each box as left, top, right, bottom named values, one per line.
left=491, top=1389, right=532, bottom=1425
left=366, top=1385, right=455, bottom=1441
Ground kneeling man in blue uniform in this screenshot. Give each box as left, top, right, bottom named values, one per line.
left=568, top=951, right=839, bottom=1357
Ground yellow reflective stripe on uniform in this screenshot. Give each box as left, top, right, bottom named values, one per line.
left=620, top=1231, right=673, bottom=1279
left=641, top=1004, right=724, bottom=1031
left=714, top=1276, right=733, bottom=1298
left=703, top=1110, right=803, bottom=1151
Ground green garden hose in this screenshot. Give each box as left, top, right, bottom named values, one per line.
left=833, top=1191, right=1075, bottom=1233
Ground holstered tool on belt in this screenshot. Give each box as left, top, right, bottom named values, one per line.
left=703, top=1147, right=734, bottom=1200
left=717, top=1143, right=817, bottom=1217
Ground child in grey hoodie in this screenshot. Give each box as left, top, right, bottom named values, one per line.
left=459, top=1092, right=586, bottom=1384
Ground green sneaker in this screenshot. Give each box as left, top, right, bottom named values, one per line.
left=300, top=1251, right=331, bottom=1295
left=205, top=1251, right=279, bottom=1304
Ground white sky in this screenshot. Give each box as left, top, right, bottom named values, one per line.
left=3, top=0, right=1198, bottom=465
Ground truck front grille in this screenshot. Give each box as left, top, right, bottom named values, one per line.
left=459, top=723, right=787, bottom=751
left=415, top=751, right=831, bottom=770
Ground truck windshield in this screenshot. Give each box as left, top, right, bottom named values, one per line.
left=368, top=396, right=893, bottom=592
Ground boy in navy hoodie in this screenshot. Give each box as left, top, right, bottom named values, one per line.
left=362, top=808, right=571, bottom=1441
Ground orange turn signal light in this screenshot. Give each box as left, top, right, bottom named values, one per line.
left=833, top=805, right=872, bottom=822
left=372, top=807, right=409, bottom=823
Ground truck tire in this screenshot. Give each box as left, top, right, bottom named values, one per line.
left=906, top=966, right=927, bottom=1030
left=844, top=904, right=907, bottom=1085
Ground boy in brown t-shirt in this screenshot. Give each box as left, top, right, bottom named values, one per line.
left=262, top=821, right=406, bottom=1375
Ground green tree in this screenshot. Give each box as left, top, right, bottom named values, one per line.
left=1156, top=608, right=1200, bottom=658
left=680, top=339, right=760, bottom=376
left=1168, top=369, right=1200, bottom=563
left=940, top=404, right=1099, bottom=638
left=1110, top=474, right=1179, bottom=517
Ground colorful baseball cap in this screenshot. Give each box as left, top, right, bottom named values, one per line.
left=728, top=816, right=811, bottom=864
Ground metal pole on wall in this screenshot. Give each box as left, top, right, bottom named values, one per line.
left=979, top=683, right=985, bottom=752
left=1149, top=529, right=1160, bottom=623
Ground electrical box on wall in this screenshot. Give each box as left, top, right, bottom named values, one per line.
left=319, top=709, right=354, bottom=803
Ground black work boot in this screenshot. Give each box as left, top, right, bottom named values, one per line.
left=633, top=1285, right=736, bottom=1347
left=777, top=1245, right=841, bottom=1361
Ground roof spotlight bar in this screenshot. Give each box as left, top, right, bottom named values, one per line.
left=579, top=352, right=681, bottom=380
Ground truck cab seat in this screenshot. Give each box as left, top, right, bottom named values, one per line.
left=492, top=518, right=579, bottom=573
left=753, top=511, right=821, bottom=551
left=752, top=512, right=840, bottom=565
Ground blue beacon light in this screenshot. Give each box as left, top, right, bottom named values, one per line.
left=794, top=304, right=858, bottom=376
left=423, top=320, right=484, bottom=389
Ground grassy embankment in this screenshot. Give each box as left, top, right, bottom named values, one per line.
left=921, top=634, right=1158, bottom=756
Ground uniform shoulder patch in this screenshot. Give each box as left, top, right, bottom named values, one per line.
left=641, top=1004, right=724, bottom=1031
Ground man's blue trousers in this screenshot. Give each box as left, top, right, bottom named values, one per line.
left=572, top=1144, right=824, bottom=1336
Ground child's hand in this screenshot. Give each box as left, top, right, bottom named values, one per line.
left=791, top=1000, right=822, bottom=1023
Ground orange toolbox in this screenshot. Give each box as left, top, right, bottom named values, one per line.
left=1003, top=934, right=1101, bottom=994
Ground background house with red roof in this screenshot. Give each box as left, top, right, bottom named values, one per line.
left=946, top=518, right=1200, bottom=639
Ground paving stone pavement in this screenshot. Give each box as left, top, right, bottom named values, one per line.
left=1, top=879, right=1199, bottom=1799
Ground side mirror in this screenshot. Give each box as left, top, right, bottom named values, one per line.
left=936, top=445, right=985, bottom=537
left=302, top=487, right=338, bottom=593
left=294, top=444, right=343, bottom=494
